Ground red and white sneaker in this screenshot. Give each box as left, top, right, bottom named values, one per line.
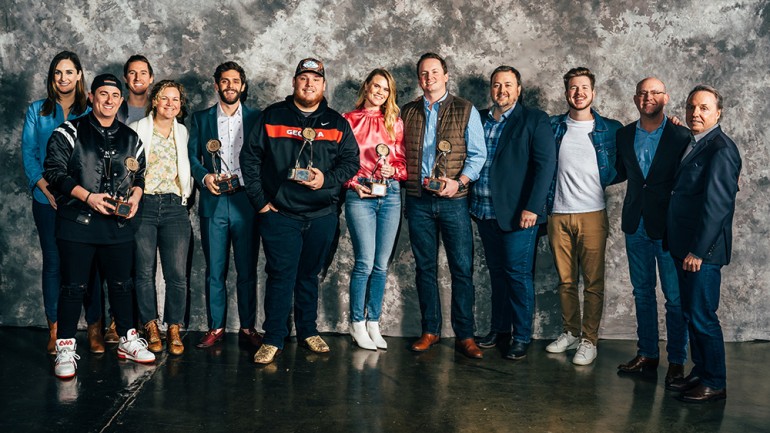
left=118, top=328, right=156, bottom=364
left=54, top=338, right=80, bottom=379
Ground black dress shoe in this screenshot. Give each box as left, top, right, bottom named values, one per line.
left=677, top=383, right=726, bottom=403
left=475, top=332, right=502, bottom=349
left=617, top=355, right=659, bottom=373
left=665, top=363, right=685, bottom=387
left=666, top=372, right=701, bottom=392
left=505, top=340, right=529, bottom=360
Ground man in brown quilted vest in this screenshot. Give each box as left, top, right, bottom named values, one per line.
left=402, top=52, right=487, bottom=359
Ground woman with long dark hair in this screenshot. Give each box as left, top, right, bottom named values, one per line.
left=129, top=80, right=192, bottom=356
left=343, top=69, right=406, bottom=350
left=21, top=51, right=104, bottom=354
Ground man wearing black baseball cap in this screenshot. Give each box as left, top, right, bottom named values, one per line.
left=44, top=73, right=154, bottom=379
left=241, top=57, right=359, bottom=364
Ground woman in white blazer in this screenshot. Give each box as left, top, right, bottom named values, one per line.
left=129, top=80, right=192, bottom=355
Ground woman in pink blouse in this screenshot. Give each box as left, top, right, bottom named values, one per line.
left=343, top=69, right=406, bottom=350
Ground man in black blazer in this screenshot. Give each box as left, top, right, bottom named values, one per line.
left=471, top=66, right=556, bottom=360
left=666, top=85, right=741, bottom=403
left=615, top=77, right=692, bottom=386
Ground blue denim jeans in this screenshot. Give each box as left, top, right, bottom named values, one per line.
left=476, top=219, right=537, bottom=344
left=32, top=200, right=101, bottom=324
left=405, top=194, right=475, bottom=340
left=625, top=220, right=687, bottom=363
left=260, top=211, right=338, bottom=349
left=675, top=258, right=726, bottom=390
left=134, top=194, right=192, bottom=325
left=345, top=183, right=401, bottom=322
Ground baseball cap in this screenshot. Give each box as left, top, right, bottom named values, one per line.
left=294, top=58, right=325, bottom=78
left=91, top=73, right=123, bottom=93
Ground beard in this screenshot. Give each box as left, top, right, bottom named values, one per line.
left=567, top=95, right=593, bottom=111
left=218, top=87, right=242, bottom=105
left=293, top=90, right=324, bottom=109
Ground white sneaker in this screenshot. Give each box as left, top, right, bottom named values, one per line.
left=366, top=321, right=387, bottom=350
left=54, top=338, right=80, bottom=379
left=118, top=328, right=156, bottom=364
left=545, top=331, right=580, bottom=353
left=572, top=339, right=597, bottom=365
left=350, top=321, right=377, bottom=351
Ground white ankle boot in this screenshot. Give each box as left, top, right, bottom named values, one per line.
left=350, top=321, right=377, bottom=350
left=366, top=321, right=387, bottom=350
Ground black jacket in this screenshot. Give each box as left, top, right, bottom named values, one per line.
left=477, top=104, right=556, bottom=231
left=240, top=96, right=360, bottom=220
left=615, top=120, right=692, bottom=239
left=667, top=126, right=741, bottom=264
left=44, top=113, right=145, bottom=243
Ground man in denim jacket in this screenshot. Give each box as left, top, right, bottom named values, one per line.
left=544, top=67, right=621, bottom=366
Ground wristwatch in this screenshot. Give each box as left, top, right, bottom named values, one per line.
left=457, top=179, right=467, bottom=193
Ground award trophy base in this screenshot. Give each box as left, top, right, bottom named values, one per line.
left=105, top=197, right=132, bottom=217
left=288, top=168, right=315, bottom=182
left=423, top=177, right=446, bottom=194
left=366, top=180, right=387, bottom=197
left=217, top=174, right=241, bottom=193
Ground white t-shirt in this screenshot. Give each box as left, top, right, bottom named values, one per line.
left=552, top=117, right=605, bottom=213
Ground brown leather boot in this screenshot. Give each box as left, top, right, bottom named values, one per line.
left=144, top=320, right=163, bottom=353
left=47, top=320, right=57, bottom=355
left=88, top=320, right=106, bottom=354
left=104, top=318, right=119, bottom=344
left=167, top=324, right=184, bottom=356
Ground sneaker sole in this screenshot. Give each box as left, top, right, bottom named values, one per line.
left=117, top=351, right=156, bottom=364
left=572, top=356, right=596, bottom=366
left=546, top=343, right=579, bottom=353
left=55, top=371, right=76, bottom=379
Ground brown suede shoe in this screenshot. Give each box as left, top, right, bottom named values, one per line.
left=455, top=338, right=483, bottom=359
left=144, top=320, right=163, bottom=353
left=167, top=324, right=184, bottom=356
left=104, top=318, right=119, bottom=344
left=410, top=333, right=440, bottom=352
left=88, top=320, right=105, bottom=354
left=47, top=320, right=57, bottom=355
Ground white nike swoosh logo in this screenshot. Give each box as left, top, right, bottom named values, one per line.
left=321, top=122, right=329, bottom=126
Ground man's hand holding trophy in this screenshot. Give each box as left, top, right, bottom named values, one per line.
left=204, top=139, right=241, bottom=195
left=289, top=127, right=324, bottom=190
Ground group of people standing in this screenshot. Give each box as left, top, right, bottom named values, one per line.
left=22, top=50, right=741, bottom=404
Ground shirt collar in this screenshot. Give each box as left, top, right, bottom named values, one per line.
left=635, top=116, right=667, bottom=134
left=216, top=101, right=242, bottom=119
left=487, top=104, right=516, bottom=122
left=693, top=123, right=719, bottom=143
left=423, top=91, right=448, bottom=109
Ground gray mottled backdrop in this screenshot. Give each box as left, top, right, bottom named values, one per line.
left=1, top=0, right=768, bottom=341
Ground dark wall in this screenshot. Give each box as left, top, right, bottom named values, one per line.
left=1, top=0, right=768, bottom=341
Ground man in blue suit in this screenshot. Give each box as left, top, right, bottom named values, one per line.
left=188, top=61, right=261, bottom=348
left=615, top=77, right=692, bottom=387
left=666, top=85, right=741, bottom=403
left=471, top=66, right=556, bottom=360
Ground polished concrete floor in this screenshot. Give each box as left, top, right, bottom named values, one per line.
left=1, top=327, right=767, bottom=433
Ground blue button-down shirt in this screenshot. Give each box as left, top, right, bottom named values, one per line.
left=420, top=92, right=486, bottom=182
left=634, top=116, right=666, bottom=178
left=470, top=105, right=515, bottom=219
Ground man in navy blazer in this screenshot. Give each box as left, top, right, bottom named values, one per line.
left=666, top=85, right=741, bottom=403
left=188, top=61, right=261, bottom=349
left=471, top=66, right=556, bottom=360
left=614, top=77, right=692, bottom=386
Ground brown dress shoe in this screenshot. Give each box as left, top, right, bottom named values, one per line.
left=47, top=320, right=57, bottom=355
left=88, top=320, right=106, bottom=354
left=167, top=324, right=184, bottom=356
left=144, top=320, right=163, bottom=353
left=197, top=328, right=225, bottom=348
left=618, top=355, right=659, bottom=373
left=665, top=363, right=685, bottom=386
left=677, top=383, right=726, bottom=403
left=666, top=372, right=701, bottom=392
left=239, top=328, right=264, bottom=347
left=104, top=318, right=120, bottom=344
left=455, top=338, right=483, bottom=359
left=410, top=333, right=440, bottom=352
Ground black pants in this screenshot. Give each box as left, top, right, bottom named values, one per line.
left=56, top=240, right=135, bottom=339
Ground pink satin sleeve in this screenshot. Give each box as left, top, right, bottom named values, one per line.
left=342, top=109, right=407, bottom=190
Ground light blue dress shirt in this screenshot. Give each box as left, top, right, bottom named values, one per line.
left=633, top=116, right=666, bottom=178
left=419, top=92, right=486, bottom=182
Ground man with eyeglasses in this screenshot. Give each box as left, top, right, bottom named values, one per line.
left=614, top=77, right=693, bottom=388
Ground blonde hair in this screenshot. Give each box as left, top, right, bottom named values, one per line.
left=354, top=69, right=400, bottom=140
left=147, top=80, right=188, bottom=122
